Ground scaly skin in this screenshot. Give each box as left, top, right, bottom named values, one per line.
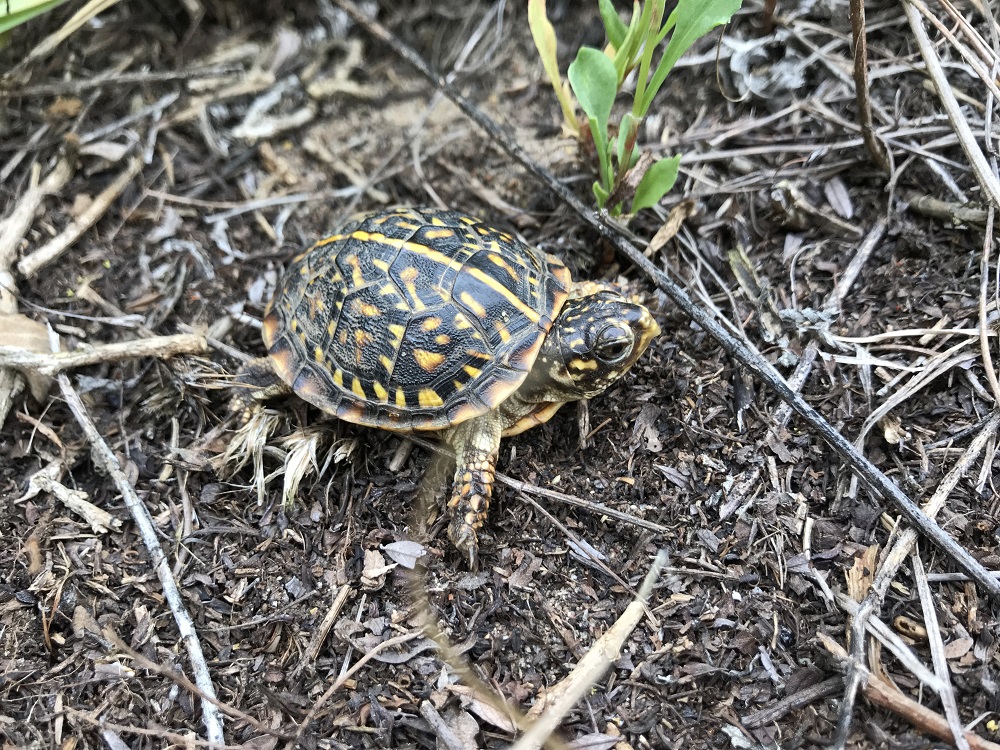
left=444, top=414, right=503, bottom=567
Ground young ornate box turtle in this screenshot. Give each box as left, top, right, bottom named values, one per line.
left=236, top=206, right=660, bottom=564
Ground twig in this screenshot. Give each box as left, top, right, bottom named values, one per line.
left=979, top=207, right=1000, bottom=402
left=513, top=550, right=668, bottom=750
left=419, top=702, right=468, bottom=750
left=721, top=220, right=885, bottom=519
left=291, top=584, right=353, bottom=679
left=0, top=65, right=243, bottom=98
left=18, top=157, right=144, bottom=278
left=820, top=634, right=1000, bottom=750
left=0, top=333, right=208, bottom=377
left=330, top=0, right=1000, bottom=599
left=290, top=631, right=425, bottom=745
left=903, top=0, right=1000, bottom=210
left=912, top=553, right=971, bottom=750
left=0, top=139, right=78, bottom=427
left=57, top=372, right=225, bottom=745
left=849, top=0, right=891, bottom=170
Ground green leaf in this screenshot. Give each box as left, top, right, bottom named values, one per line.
left=528, top=0, right=579, bottom=135
left=641, top=0, right=742, bottom=112
left=631, top=155, right=681, bottom=213
left=568, top=46, right=618, bottom=145
left=612, top=0, right=651, bottom=82
left=616, top=112, right=639, bottom=167
left=0, top=0, right=69, bottom=34
left=598, top=0, right=628, bottom=49
left=593, top=180, right=610, bottom=208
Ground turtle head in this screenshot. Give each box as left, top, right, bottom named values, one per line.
left=527, top=290, right=660, bottom=400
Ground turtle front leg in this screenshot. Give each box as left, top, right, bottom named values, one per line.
left=443, top=414, right=503, bottom=567
left=231, top=357, right=291, bottom=422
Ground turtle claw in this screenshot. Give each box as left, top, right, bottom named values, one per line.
left=447, top=516, right=480, bottom=570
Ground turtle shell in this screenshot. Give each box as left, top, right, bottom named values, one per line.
left=261, top=207, right=572, bottom=431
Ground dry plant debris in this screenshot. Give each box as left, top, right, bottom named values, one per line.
left=2, top=1, right=1000, bottom=748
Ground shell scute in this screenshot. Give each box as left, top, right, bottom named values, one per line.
left=264, top=207, right=571, bottom=430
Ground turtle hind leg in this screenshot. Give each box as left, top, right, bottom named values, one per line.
left=443, top=414, right=503, bottom=568
left=231, top=357, right=291, bottom=422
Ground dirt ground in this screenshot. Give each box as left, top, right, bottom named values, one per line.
left=2, top=0, right=1000, bottom=748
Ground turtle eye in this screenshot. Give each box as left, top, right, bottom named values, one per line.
left=595, top=325, right=632, bottom=364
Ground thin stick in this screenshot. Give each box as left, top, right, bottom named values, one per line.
left=903, top=0, right=1000, bottom=210
left=512, top=551, right=668, bottom=750
left=850, top=0, right=891, bottom=170
left=18, top=157, right=144, bottom=278
left=820, top=634, right=1000, bottom=750
left=912, top=553, right=971, bottom=750
left=57, top=373, right=224, bottom=745
left=331, top=0, right=1000, bottom=599
left=0, top=333, right=207, bottom=377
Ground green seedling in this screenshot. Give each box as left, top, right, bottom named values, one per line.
left=1, top=0, right=69, bottom=37
left=529, top=0, right=741, bottom=215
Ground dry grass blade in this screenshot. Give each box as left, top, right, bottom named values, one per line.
left=12, top=0, right=124, bottom=73
left=903, top=0, right=1000, bottom=210
left=820, top=633, right=1000, bottom=750
left=912, top=554, right=971, bottom=750
left=512, top=550, right=667, bottom=750
left=849, top=0, right=890, bottom=170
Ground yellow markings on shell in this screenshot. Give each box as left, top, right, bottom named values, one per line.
left=421, top=317, right=442, bottom=331
left=290, top=318, right=298, bottom=332
left=418, top=388, right=444, bottom=407
left=395, top=388, right=407, bottom=407
left=344, top=254, right=365, bottom=287
left=424, top=228, right=454, bottom=240
left=313, top=232, right=347, bottom=248
left=388, top=324, right=406, bottom=343
left=398, top=266, right=425, bottom=311
left=351, top=377, right=366, bottom=399
left=262, top=315, right=280, bottom=346
left=460, top=216, right=478, bottom=225
left=454, top=312, right=473, bottom=330
left=338, top=329, right=349, bottom=345
left=395, top=221, right=419, bottom=231
left=436, top=333, right=451, bottom=346
left=460, top=291, right=488, bottom=319
left=465, top=267, right=541, bottom=324
left=373, top=258, right=390, bottom=272
left=488, top=252, right=520, bottom=279
left=327, top=320, right=336, bottom=336
left=314, top=346, right=325, bottom=363
left=452, top=380, right=465, bottom=392
left=494, top=319, right=511, bottom=343
left=463, top=364, right=482, bottom=379
left=372, top=381, right=388, bottom=401
left=333, top=369, right=344, bottom=387
left=429, top=215, right=447, bottom=227
left=414, top=348, right=446, bottom=373
left=569, top=338, right=585, bottom=350
left=379, top=354, right=394, bottom=371
left=351, top=298, right=382, bottom=317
